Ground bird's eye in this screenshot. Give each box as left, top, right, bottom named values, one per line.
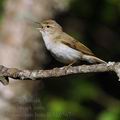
left=46, top=25, right=50, bottom=28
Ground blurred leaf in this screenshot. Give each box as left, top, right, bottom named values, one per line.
left=46, top=98, right=94, bottom=120
left=106, top=0, right=120, bottom=5
left=0, top=0, right=4, bottom=20
left=68, top=77, right=99, bottom=101
left=101, top=4, right=118, bottom=24
left=70, top=0, right=93, bottom=18
left=98, top=106, right=120, bottom=120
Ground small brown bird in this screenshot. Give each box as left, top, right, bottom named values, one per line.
left=37, top=19, right=106, bottom=65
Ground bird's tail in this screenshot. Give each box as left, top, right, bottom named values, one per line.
left=82, top=55, right=106, bottom=64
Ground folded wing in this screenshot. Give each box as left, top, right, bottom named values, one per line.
left=60, top=33, right=95, bottom=56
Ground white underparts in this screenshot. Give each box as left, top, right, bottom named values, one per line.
left=41, top=32, right=83, bottom=64
left=40, top=31, right=105, bottom=64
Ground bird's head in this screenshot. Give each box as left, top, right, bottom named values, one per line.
left=36, top=19, right=63, bottom=36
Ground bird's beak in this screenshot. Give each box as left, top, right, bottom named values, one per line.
left=32, top=21, right=43, bottom=31
left=37, top=24, right=43, bottom=31
left=36, top=27, right=42, bottom=31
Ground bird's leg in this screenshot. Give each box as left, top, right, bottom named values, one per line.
left=68, top=61, right=76, bottom=67
left=64, top=61, right=76, bottom=70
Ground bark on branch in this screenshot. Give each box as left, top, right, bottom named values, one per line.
left=0, top=62, right=120, bottom=85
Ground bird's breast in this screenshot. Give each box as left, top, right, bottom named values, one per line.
left=45, top=41, right=83, bottom=64
left=42, top=33, right=56, bottom=50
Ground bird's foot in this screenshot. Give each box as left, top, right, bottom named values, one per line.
left=63, top=61, right=76, bottom=71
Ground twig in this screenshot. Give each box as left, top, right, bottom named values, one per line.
left=0, top=62, right=120, bottom=85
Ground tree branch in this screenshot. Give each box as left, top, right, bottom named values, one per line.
left=0, top=62, right=120, bottom=85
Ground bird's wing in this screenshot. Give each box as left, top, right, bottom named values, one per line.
left=60, top=33, right=95, bottom=56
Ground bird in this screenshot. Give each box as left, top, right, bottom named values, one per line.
left=36, top=19, right=106, bottom=66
